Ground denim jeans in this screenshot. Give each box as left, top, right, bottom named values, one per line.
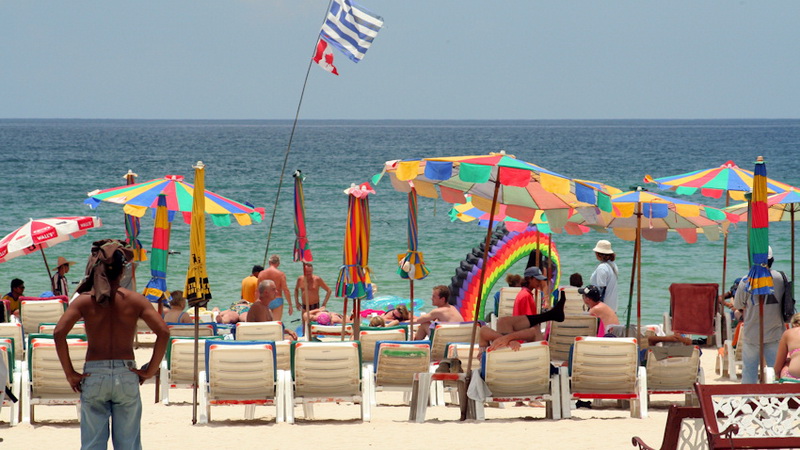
left=741, top=341, right=779, bottom=384
left=80, top=360, right=142, bottom=450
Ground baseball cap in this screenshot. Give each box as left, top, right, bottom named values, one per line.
left=578, top=285, right=602, bottom=302
left=523, top=266, right=547, bottom=280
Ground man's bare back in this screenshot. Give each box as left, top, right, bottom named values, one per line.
left=257, top=268, right=289, bottom=300
left=428, top=305, right=464, bottom=323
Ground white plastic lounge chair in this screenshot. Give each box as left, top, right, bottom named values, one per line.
left=489, top=287, right=521, bottom=329
left=0, top=323, right=25, bottom=361
left=646, top=345, right=703, bottom=405
left=309, top=324, right=353, bottom=341
left=20, top=298, right=67, bottom=335
left=159, top=336, right=218, bottom=405
left=369, top=340, right=430, bottom=406
left=558, top=286, right=587, bottom=315
left=198, top=340, right=285, bottom=423
left=429, top=322, right=474, bottom=362
left=23, top=335, right=87, bottom=423
left=235, top=321, right=284, bottom=341
left=474, top=341, right=561, bottom=420
left=38, top=322, right=86, bottom=336
left=286, top=341, right=369, bottom=422
left=560, top=336, right=647, bottom=419
left=547, top=314, right=598, bottom=364
left=167, top=322, right=216, bottom=338
left=274, top=340, right=291, bottom=371
left=136, top=302, right=161, bottom=335
left=0, top=338, right=20, bottom=426
left=359, top=326, right=407, bottom=365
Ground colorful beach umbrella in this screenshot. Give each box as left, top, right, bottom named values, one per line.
left=85, top=174, right=265, bottom=226
left=184, top=162, right=211, bottom=425
left=335, top=182, right=374, bottom=338
left=584, top=188, right=734, bottom=336
left=727, top=189, right=800, bottom=285
left=0, top=216, right=103, bottom=289
left=745, top=157, right=773, bottom=383
left=142, top=194, right=170, bottom=304
left=292, top=170, right=313, bottom=263
left=396, top=187, right=429, bottom=334
left=450, top=198, right=592, bottom=235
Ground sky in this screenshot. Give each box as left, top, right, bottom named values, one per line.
left=1, top=1, right=799, bottom=120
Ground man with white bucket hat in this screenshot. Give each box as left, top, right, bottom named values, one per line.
left=589, top=240, right=619, bottom=312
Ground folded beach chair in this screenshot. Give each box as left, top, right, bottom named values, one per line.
left=23, top=334, right=87, bottom=423
left=167, top=322, right=217, bottom=338
left=560, top=336, right=647, bottom=419
left=429, top=322, right=474, bottom=362
left=664, top=283, right=721, bottom=347
left=159, top=336, right=220, bottom=405
left=19, top=296, right=67, bottom=335
left=0, top=338, right=20, bottom=426
left=646, top=345, right=703, bottom=405
left=547, top=314, right=598, bottom=364
left=475, top=341, right=561, bottom=420
left=235, top=321, right=284, bottom=341
left=0, top=323, right=25, bottom=361
left=286, top=341, right=370, bottom=422
left=309, top=324, right=354, bottom=341
left=558, top=286, right=587, bottom=315
left=719, top=325, right=744, bottom=381
left=198, top=340, right=285, bottom=423
left=369, top=340, right=431, bottom=406
left=38, top=322, right=86, bottom=336
left=359, top=326, right=407, bottom=365
left=490, top=287, right=521, bottom=329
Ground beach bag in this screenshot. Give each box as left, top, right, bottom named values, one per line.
left=779, top=271, right=796, bottom=322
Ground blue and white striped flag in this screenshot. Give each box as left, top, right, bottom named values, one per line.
left=320, top=0, right=383, bottom=63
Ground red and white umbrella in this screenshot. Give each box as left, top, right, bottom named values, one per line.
left=0, top=216, right=103, bottom=288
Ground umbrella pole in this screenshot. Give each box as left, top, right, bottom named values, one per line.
left=155, top=294, right=164, bottom=403
left=304, top=277, right=311, bottom=341
left=341, top=297, right=348, bottom=341
left=40, top=249, right=56, bottom=292
left=535, top=231, right=541, bottom=310
left=461, top=179, right=500, bottom=422
left=409, top=280, right=414, bottom=338
left=625, top=217, right=640, bottom=332
left=759, top=295, right=765, bottom=384
left=720, top=195, right=730, bottom=327
left=192, top=305, right=199, bottom=424
left=353, top=298, right=361, bottom=338
left=792, top=209, right=796, bottom=289
left=636, top=204, right=643, bottom=346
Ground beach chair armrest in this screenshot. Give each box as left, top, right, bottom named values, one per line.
left=630, top=436, right=657, bottom=450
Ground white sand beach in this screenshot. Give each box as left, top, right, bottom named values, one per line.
left=0, top=342, right=735, bottom=450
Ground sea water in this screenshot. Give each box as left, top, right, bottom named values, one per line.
left=1, top=119, right=799, bottom=327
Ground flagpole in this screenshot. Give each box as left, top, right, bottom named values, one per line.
left=263, top=0, right=335, bottom=266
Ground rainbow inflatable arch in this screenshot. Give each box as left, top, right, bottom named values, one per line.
left=451, top=225, right=560, bottom=321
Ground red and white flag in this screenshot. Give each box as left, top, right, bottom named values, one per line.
left=312, top=38, right=339, bottom=76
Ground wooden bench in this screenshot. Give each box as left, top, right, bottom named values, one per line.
left=694, top=382, right=800, bottom=449
left=631, top=406, right=705, bottom=450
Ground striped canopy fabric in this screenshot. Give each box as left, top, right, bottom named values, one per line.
left=644, top=160, right=795, bottom=201
left=726, top=189, right=800, bottom=223
left=293, top=171, right=313, bottom=263
left=85, top=175, right=265, bottom=226
left=143, top=194, right=170, bottom=304
left=746, top=159, right=774, bottom=298
left=383, top=153, right=612, bottom=230
left=397, top=188, right=429, bottom=280
left=321, top=0, right=383, bottom=63
left=335, top=182, right=374, bottom=300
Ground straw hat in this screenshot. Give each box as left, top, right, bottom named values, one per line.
left=593, top=240, right=614, bottom=255
left=57, top=256, right=77, bottom=268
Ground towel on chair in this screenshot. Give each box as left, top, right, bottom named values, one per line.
left=669, top=283, right=718, bottom=336
left=467, top=369, right=492, bottom=402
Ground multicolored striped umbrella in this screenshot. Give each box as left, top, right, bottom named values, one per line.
left=397, top=188, right=429, bottom=280
left=122, top=170, right=146, bottom=262
left=644, top=160, right=795, bottom=201
left=292, top=170, right=313, bottom=262
left=142, top=194, right=170, bottom=303
left=335, top=182, right=374, bottom=300
left=450, top=197, right=592, bottom=235
left=85, top=174, right=265, bottom=226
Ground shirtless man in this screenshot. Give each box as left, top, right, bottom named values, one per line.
left=480, top=266, right=566, bottom=350
left=294, top=263, right=331, bottom=312
left=414, top=285, right=465, bottom=340
left=256, top=255, right=292, bottom=320
left=579, top=284, right=619, bottom=333
left=247, top=280, right=275, bottom=322
left=54, top=240, right=169, bottom=449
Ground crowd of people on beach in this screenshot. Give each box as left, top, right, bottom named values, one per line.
left=0, top=236, right=796, bottom=448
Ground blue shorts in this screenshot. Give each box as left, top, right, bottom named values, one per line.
left=269, top=297, right=284, bottom=309
left=80, top=359, right=142, bottom=450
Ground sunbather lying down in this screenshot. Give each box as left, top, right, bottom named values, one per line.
left=302, top=307, right=353, bottom=325
left=479, top=292, right=566, bottom=351
left=213, top=302, right=299, bottom=340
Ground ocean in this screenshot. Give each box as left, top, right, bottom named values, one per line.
left=1, top=119, right=799, bottom=328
